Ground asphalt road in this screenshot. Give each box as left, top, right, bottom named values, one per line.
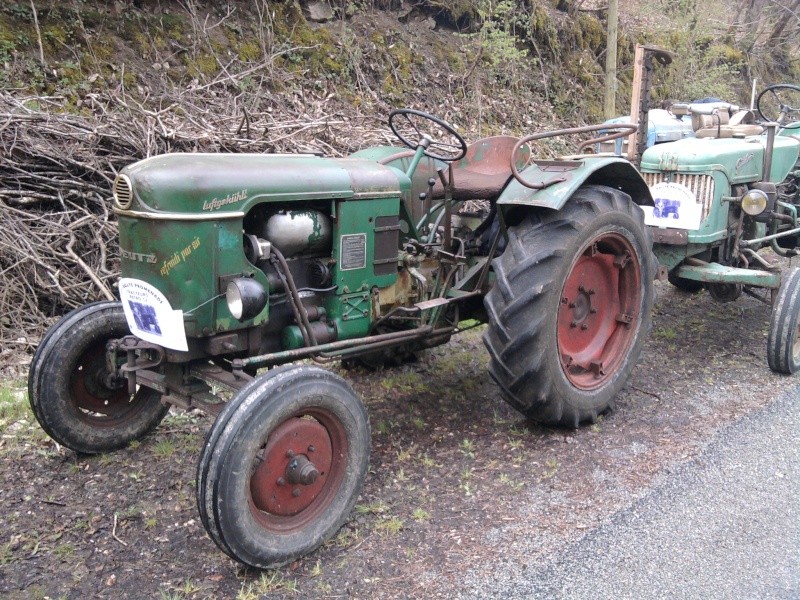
left=464, top=386, right=800, bottom=599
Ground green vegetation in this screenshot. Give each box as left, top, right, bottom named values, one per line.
left=0, top=0, right=795, bottom=127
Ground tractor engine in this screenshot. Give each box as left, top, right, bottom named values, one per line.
left=111, top=152, right=454, bottom=361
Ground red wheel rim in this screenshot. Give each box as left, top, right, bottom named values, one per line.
left=69, top=340, right=144, bottom=426
left=557, top=232, right=641, bottom=390
left=248, top=408, right=348, bottom=534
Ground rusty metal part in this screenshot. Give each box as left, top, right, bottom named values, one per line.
left=125, top=361, right=254, bottom=417
left=108, top=335, right=166, bottom=395
left=285, top=454, right=321, bottom=486
left=233, top=325, right=455, bottom=369
left=558, top=232, right=642, bottom=390
left=648, top=227, right=689, bottom=245
left=250, top=417, right=332, bottom=517
left=70, top=339, right=144, bottom=425
left=134, top=369, right=221, bottom=416
left=191, top=362, right=253, bottom=393
left=511, top=124, right=638, bottom=190
left=628, top=45, right=675, bottom=165
left=248, top=407, right=349, bottom=532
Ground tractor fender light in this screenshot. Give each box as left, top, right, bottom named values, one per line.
left=226, top=278, right=267, bottom=321
left=741, top=189, right=769, bottom=216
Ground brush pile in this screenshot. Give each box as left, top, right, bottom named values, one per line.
left=0, top=89, right=391, bottom=368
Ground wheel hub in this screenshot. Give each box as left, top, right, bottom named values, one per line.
left=70, top=343, right=135, bottom=422
left=557, top=235, right=641, bottom=390
left=250, top=417, right=333, bottom=517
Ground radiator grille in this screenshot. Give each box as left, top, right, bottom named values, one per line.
left=112, top=174, right=133, bottom=210
left=642, top=172, right=715, bottom=221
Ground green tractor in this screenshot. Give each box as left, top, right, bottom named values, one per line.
left=640, top=82, right=800, bottom=371
left=28, top=73, right=799, bottom=567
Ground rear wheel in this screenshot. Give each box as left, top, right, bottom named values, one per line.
left=767, top=267, right=800, bottom=374
left=483, top=185, right=655, bottom=426
left=28, top=302, right=169, bottom=454
left=196, top=365, right=370, bottom=568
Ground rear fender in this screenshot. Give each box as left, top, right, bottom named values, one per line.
left=496, top=156, right=653, bottom=210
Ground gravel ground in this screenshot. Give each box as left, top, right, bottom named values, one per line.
left=459, top=386, right=800, bottom=599
left=2, top=280, right=799, bottom=599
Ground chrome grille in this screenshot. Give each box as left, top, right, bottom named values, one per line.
left=112, top=174, right=133, bottom=210
left=643, top=172, right=715, bottom=221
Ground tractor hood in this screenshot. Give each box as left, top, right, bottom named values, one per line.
left=640, top=136, right=799, bottom=183
left=116, top=153, right=406, bottom=215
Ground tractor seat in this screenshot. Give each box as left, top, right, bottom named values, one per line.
left=694, top=108, right=764, bottom=138
left=430, top=135, right=528, bottom=201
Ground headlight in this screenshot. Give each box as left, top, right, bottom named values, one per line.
left=741, top=189, right=769, bottom=216
left=226, top=278, right=267, bottom=321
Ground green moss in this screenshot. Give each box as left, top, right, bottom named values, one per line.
left=389, top=41, right=412, bottom=73
left=0, top=14, right=14, bottom=42
left=238, top=40, right=262, bottom=62
left=90, top=35, right=116, bottom=62
left=576, top=13, right=604, bottom=53
left=159, top=13, right=185, bottom=33
left=122, top=70, right=137, bottom=88
left=80, top=9, right=106, bottom=29
left=529, top=5, right=557, bottom=52
left=187, top=53, right=219, bottom=78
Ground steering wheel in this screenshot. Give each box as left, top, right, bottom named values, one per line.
left=388, top=109, right=468, bottom=161
left=756, top=84, right=800, bottom=128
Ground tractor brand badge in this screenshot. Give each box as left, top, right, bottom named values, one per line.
left=119, top=278, right=188, bottom=351
left=202, top=189, right=247, bottom=211
left=120, top=247, right=157, bottom=263
left=644, top=181, right=702, bottom=230
left=735, top=152, right=755, bottom=175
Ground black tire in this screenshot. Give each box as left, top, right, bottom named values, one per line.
left=667, top=269, right=704, bottom=293
left=767, top=267, right=800, bottom=374
left=707, top=282, right=742, bottom=303
left=483, top=185, right=655, bottom=427
left=196, top=365, right=370, bottom=569
left=28, top=301, right=118, bottom=439
left=28, top=302, right=169, bottom=454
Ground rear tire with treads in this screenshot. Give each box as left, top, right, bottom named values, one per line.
left=483, top=185, right=655, bottom=427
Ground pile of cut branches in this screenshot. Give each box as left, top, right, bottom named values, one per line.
left=0, top=89, right=392, bottom=369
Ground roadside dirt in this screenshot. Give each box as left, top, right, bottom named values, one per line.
left=1, top=276, right=798, bottom=599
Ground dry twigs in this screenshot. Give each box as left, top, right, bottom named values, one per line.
left=0, top=87, right=389, bottom=369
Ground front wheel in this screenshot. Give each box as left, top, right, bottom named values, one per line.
left=767, top=267, right=800, bottom=374
left=28, top=302, right=169, bottom=453
left=196, top=365, right=370, bottom=569
left=483, top=185, right=655, bottom=426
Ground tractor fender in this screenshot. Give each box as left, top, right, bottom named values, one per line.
left=497, top=156, right=653, bottom=210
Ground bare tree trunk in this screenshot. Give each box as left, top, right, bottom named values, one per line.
left=768, top=0, right=800, bottom=44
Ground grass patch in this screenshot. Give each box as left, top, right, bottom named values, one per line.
left=151, top=439, right=176, bottom=458
left=412, top=507, right=430, bottom=522
left=355, top=500, right=388, bottom=515
left=0, top=381, right=28, bottom=425
left=375, top=516, right=404, bottom=536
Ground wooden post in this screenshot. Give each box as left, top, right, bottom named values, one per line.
left=627, top=44, right=646, bottom=162
left=604, top=0, right=618, bottom=119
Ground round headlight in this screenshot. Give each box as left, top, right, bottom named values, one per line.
left=741, top=189, right=769, bottom=216
left=226, top=278, right=267, bottom=321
